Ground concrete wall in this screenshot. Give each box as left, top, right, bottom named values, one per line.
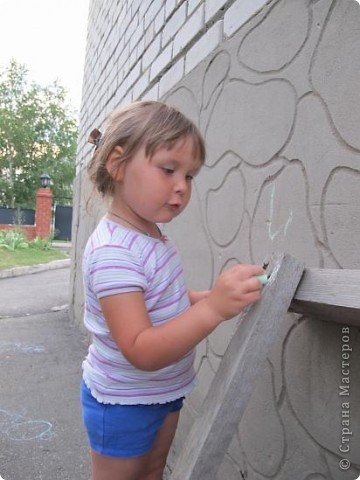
left=71, top=0, right=360, bottom=478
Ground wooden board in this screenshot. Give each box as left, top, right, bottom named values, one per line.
left=169, top=254, right=305, bottom=480
left=290, top=268, right=360, bottom=326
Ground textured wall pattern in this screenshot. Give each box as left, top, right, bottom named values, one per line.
left=72, top=0, right=360, bottom=478
left=161, top=1, right=360, bottom=478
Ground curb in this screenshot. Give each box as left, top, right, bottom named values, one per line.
left=0, top=259, right=71, bottom=279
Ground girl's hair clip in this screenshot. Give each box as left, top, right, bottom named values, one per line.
left=87, top=128, right=103, bottom=150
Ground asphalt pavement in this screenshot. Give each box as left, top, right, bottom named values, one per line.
left=0, top=266, right=91, bottom=480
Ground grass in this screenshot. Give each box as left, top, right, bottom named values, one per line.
left=0, top=247, right=68, bottom=270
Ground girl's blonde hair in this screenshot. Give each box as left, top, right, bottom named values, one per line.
left=87, top=100, right=206, bottom=197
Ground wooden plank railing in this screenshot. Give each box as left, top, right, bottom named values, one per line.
left=169, top=254, right=360, bottom=480
left=290, top=268, right=360, bottom=326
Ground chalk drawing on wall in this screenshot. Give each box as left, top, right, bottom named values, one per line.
left=268, top=183, right=293, bottom=241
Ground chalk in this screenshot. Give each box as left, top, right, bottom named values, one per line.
left=254, top=274, right=269, bottom=286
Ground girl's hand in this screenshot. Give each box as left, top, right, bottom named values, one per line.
left=205, top=264, right=265, bottom=322
left=188, top=289, right=211, bottom=305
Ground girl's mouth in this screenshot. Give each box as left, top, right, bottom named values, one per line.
left=166, top=203, right=181, bottom=212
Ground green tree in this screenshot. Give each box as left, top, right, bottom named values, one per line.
left=0, top=60, right=78, bottom=208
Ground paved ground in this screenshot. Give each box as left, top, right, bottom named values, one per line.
left=0, top=267, right=90, bottom=480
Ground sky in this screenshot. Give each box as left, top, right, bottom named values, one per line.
left=0, top=0, right=89, bottom=114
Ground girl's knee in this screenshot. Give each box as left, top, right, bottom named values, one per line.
left=142, top=461, right=166, bottom=480
left=90, top=449, right=149, bottom=480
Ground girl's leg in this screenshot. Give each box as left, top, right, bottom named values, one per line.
left=143, top=410, right=180, bottom=480
left=90, top=449, right=150, bottom=480
left=90, top=410, right=179, bottom=480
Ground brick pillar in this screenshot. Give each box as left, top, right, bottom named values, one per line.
left=35, top=188, right=53, bottom=239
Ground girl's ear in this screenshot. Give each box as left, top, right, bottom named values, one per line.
left=105, top=146, right=126, bottom=181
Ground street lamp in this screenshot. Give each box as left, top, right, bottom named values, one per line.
left=40, top=173, right=51, bottom=188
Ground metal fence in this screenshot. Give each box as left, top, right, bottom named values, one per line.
left=0, top=208, right=35, bottom=225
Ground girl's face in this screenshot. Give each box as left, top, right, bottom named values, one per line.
left=110, top=135, right=201, bottom=231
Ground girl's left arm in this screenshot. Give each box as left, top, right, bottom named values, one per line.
left=188, top=290, right=210, bottom=305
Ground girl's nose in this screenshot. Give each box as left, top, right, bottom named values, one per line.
left=174, top=177, right=188, bottom=195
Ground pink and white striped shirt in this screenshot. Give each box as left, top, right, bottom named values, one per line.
left=82, top=217, right=197, bottom=405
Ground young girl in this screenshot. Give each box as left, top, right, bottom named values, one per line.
left=81, top=100, right=264, bottom=480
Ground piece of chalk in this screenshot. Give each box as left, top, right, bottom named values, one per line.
left=254, top=274, right=269, bottom=286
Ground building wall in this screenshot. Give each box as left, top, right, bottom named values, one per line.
left=71, top=0, right=360, bottom=478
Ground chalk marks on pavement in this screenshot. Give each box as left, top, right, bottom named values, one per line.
left=0, top=408, right=54, bottom=441
left=0, top=342, right=45, bottom=354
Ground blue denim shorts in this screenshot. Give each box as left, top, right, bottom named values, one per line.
left=80, top=380, right=184, bottom=458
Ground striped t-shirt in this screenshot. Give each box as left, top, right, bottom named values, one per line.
left=82, top=217, right=197, bottom=405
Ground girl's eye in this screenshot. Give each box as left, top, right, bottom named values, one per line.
left=186, top=175, right=194, bottom=181
left=161, top=167, right=174, bottom=175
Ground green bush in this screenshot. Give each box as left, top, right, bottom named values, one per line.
left=29, top=236, right=53, bottom=251
left=0, top=229, right=29, bottom=251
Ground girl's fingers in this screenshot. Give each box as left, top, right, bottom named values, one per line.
left=240, top=276, right=264, bottom=293
left=240, top=290, right=262, bottom=307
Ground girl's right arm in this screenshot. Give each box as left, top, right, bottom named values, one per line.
left=188, top=289, right=210, bottom=305
left=100, top=264, right=264, bottom=372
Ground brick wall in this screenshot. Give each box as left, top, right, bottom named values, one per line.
left=34, top=188, right=53, bottom=239
left=76, top=0, right=268, bottom=170
left=0, top=224, right=36, bottom=241
left=0, top=188, right=53, bottom=241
